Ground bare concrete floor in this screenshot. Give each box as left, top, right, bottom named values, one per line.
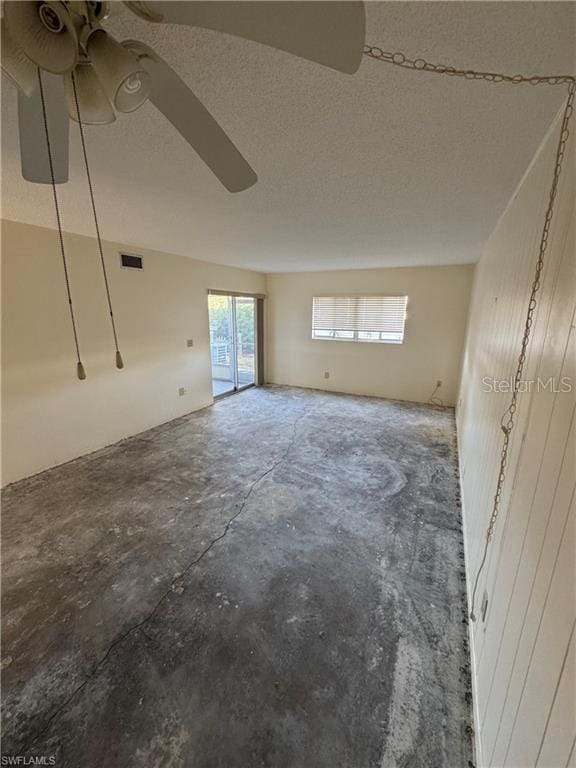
left=1, top=386, right=473, bottom=767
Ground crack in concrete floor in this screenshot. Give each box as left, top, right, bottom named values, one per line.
left=24, top=402, right=315, bottom=753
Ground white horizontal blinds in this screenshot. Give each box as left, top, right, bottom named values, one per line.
left=312, top=295, right=407, bottom=334
left=355, top=295, right=407, bottom=334
left=313, top=296, right=357, bottom=331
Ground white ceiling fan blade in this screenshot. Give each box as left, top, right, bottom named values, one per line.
left=18, top=73, right=69, bottom=184
left=123, top=41, right=257, bottom=193
left=124, top=1, right=365, bottom=75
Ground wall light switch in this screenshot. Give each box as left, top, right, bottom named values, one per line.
left=179, top=387, right=186, bottom=396
left=324, top=372, right=330, bottom=379
left=186, top=339, right=194, bottom=348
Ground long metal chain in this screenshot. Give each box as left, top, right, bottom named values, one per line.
left=364, top=46, right=575, bottom=87
left=70, top=71, right=124, bottom=370
left=38, top=69, right=86, bottom=381
left=364, top=46, right=575, bottom=622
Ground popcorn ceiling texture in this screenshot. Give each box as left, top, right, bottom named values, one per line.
left=1, top=2, right=574, bottom=272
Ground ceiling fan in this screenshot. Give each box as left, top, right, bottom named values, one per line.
left=1, top=0, right=366, bottom=192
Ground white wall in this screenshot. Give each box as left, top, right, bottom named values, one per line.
left=1, top=220, right=265, bottom=485
left=457, top=113, right=575, bottom=767
left=266, top=265, right=474, bottom=406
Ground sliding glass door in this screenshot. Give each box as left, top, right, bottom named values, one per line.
left=208, top=294, right=256, bottom=398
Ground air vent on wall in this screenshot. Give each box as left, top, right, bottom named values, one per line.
left=120, top=253, right=143, bottom=270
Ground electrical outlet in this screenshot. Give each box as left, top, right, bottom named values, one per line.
left=178, top=387, right=186, bottom=396
left=324, top=371, right=330, bottom=379
left=186, top=339, right=194, bottom=348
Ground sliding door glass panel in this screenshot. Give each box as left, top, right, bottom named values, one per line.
left=208, top=294, right=257, bottom=397
left=208, top=294, right=235, bottom=397
left=235, top=297, right=255, bottom=389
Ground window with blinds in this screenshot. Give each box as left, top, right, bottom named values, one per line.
left=312, top=295, right=407, bottom=344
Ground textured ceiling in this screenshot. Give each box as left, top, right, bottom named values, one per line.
left=2, top=1, right=575, bottom=272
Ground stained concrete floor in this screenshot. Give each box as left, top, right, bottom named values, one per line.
left=1, top=386, right=474, bottom=768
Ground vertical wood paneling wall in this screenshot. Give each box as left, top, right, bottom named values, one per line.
left=457, top=110, right=575, bottom=768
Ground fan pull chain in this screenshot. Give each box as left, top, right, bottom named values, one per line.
left=70, top=70, right=124, bottom=370
left=364, top=47, right=575, bottom=623
left=38, top=69, right=86, bottom=381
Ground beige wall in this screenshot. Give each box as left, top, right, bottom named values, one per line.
left=1, top=220, right=265, bottom=486
left=266, top=265, right=474, bottom=406
left=457, top=114, right=575, bottom=767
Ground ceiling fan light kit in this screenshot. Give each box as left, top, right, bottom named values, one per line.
left=64, top=60, right=115, bottom=124
left=86, top=28, right=150, bottom=113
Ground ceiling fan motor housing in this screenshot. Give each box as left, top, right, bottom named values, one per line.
left=39, top=3, right=65, bottom=33
left=4, top=1, right=78, bottom=74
